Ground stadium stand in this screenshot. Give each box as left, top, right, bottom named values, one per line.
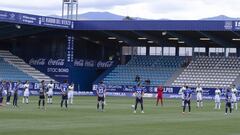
left=103, top=56, right=190, bottom=86
left=0, top=57, right=37, bottom=82
left=0, top=50, right=55, bottom=82
left=172, top=56, right=240, bottom=88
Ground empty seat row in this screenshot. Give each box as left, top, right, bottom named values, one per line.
left=172, top=56, right=240, bottom=88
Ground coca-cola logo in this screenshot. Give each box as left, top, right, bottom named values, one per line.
left=97, top=61, right=114, bottom=68
left=74, top=59, right=84, bottom=67
left=84, top=60, right=95, bottom=67
left=29, top=58, right=46, bottom=66
left=48, top=59, right=65, bottom=66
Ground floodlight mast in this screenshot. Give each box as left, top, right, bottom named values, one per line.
left=62, top=0, right=78, bottom=20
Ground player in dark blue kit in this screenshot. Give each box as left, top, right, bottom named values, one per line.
left=183, top=86, right=192, bottom=114
left=6, top=81, right=12, bottom=105
left=133, top=83, right=144, bottom=113
left=225, top=89, right=232, bottom=115
left=0, top=81, right=4, bottom=106
left=39, top=80, right=46, bottom=110
left=61, top=80, right=69, bottom=109
left=96, top=81, right=106, bottom=112
left=13, top=81, right=20, bottom=108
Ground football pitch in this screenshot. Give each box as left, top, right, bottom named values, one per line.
left=0, top=96, right=240, bottom=135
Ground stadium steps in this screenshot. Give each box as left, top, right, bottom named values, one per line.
left=165, top=68, right=185, bottom=86
left=93, top=65, right=117, bottom=84
left=0, top=50, right=56, bottom=82
left=0, top=58, right=36, bottom=82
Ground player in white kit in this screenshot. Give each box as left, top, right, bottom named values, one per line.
left=215, top=87, right=221, bottom=110
left=196, top=84, right=203, bottom=108
left=231, top=85, right=238, bottom=110
left=47, top=80, right=54, bottom=104
left=23, top=81, right=30, bottom=104
left=68, top=83, right=74, bottom=104
left=179, top=84, right=186, bottom=107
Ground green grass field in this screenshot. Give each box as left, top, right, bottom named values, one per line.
left=0, top=96, right=240, bottom=135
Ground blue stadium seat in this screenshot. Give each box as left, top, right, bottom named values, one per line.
left=102, top=56, right=188, bottom=86
left=0, top=58, right=38, bottom=82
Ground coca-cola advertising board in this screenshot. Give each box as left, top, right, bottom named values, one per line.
left=28, top=58, right=115, bottom=82
left=28, top=58, right=69, bottom=82
left=74, top=59, right=114, bottom=68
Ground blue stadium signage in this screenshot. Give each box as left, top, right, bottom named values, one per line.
left=0, top=10, right=74, bottom=29
left=40, top=17, right=74, bottom=29
left=234, top=21, right=240, bottom=30
left=92, top=84, right=239, bottom=97
left=73, top=20, right=238, bottom=31
left=224, top=21, right=233, bottom=30
left=2, top=10, right=240, bottom=31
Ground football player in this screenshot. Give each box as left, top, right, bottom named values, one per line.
left=183, top=86, right=192, bottom=114
left=231, top=84, right=238, bottom=110
left=38, top=80, right=46, bottom=110
left=22, top=81, right=30, bottom=104
left=47, top=80, right=54, bottom=104
left=60, top=80, right=69, bottom=109
left=96, top=81, right=106, bottom=112
left=225, top=89, right=232, bottom=115
left=215, top=87, right=221, bottom=110
left=179, top=84, right=187, bottom=107
left=196, top=84, right=203, bottom=108
left=68, top=83, right=74, bottom=105
left=133, top=83, right=144, bottom=113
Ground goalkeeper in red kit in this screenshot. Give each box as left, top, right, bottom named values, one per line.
left=156, top=85, right=164, bottom=106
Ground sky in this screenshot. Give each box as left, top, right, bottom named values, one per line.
left=0, top=0, right=239, bottom=20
